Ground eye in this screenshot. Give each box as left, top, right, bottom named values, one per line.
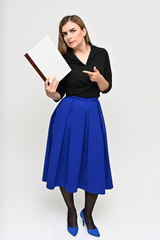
left=62, top=29, right=76, bottom=37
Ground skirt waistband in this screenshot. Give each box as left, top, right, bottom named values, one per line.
left=65, top=95, right=99, bottom=102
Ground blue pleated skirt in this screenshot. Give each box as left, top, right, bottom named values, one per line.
left=42, top=95, right=113, bottom=194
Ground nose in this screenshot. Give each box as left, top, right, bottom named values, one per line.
left=67, top=32, right=72, bottom=40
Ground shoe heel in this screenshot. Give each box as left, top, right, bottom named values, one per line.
left=80, top=209, right=100, bottom=237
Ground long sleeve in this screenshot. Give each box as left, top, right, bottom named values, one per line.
left=101, top=50, right=112, bottom=94
left=53, top=77, right=66, bottom=102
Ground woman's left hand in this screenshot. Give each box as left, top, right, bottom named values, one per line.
left=82, top=66, right=103, bottom=82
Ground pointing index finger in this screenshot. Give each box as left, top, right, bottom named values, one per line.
left=83, top=70, right=94, bottom=76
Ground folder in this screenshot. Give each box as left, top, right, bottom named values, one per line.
left=24, top=35, right=71, bottom=83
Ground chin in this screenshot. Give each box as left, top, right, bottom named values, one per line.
left=70, top=42, right=77, bottom=48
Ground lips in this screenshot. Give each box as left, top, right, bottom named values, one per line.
left=69, top=41, right=75, bottom=44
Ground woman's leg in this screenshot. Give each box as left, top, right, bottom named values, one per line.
left=83, top=191, right=98, bottom=229
left=59, top=187, right=77, bottom=228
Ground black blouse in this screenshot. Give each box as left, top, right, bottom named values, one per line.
left=53, top=43, right=112, bottom=102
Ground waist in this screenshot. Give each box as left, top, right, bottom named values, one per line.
left=65, top=95, right=99, bottom=102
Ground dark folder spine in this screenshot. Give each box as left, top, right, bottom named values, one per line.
left=24, top=53, right=46, bottom=82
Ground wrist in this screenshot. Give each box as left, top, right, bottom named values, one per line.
left=97, top=74, right=104, bottom=83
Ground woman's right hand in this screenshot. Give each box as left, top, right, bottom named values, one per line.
left=45, top=77, right=59, bottom=98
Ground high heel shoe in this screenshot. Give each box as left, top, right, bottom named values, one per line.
left=80, top=209, right=100, bottom=237
left=67, top=211, right=78, bottom=236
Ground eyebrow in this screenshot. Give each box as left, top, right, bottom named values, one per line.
left=62, top=28, right=76, bottom=34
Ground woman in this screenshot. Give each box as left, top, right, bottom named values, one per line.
left=42, top=15, right=113, bottom=237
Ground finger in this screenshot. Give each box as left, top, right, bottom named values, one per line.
left=45, top=77, right=50, bottom=88
left=51, top=76, right=56, bottom=83
left=93, top=66, right=99, bottom=72
left=51, top=79, right=59, bottom=91
left=83, top=70, right=94, bottom=74
left=49, top=77, right=56, bottom=89
left=83, top=70, right=94, bottom=76
left=50, top=77, right=56, bottom=88
left=45, top=77, right=49, bottom=85
left=53, top=79, right=59, bottom=89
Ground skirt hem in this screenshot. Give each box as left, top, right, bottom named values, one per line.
left=42, top=180, right=113, bottom=195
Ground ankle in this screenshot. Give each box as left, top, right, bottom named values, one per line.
left=83, top=208, right=92, bottom=218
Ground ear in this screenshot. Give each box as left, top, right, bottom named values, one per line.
left=82, top=27, right=87, bottom=37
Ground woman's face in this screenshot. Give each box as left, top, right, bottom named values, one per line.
left=62, top=21, right=86, bottom=49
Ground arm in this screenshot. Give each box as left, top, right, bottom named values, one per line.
left=96, top=75, right=110, bottom=92
left=52, top=91, right=61, bottom=102
left=100, top=50, right=112, bottom=94
left=82, top=50, right=112, bottom=94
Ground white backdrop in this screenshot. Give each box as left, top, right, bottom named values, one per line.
left=1, top=0, right=160, bottom=239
